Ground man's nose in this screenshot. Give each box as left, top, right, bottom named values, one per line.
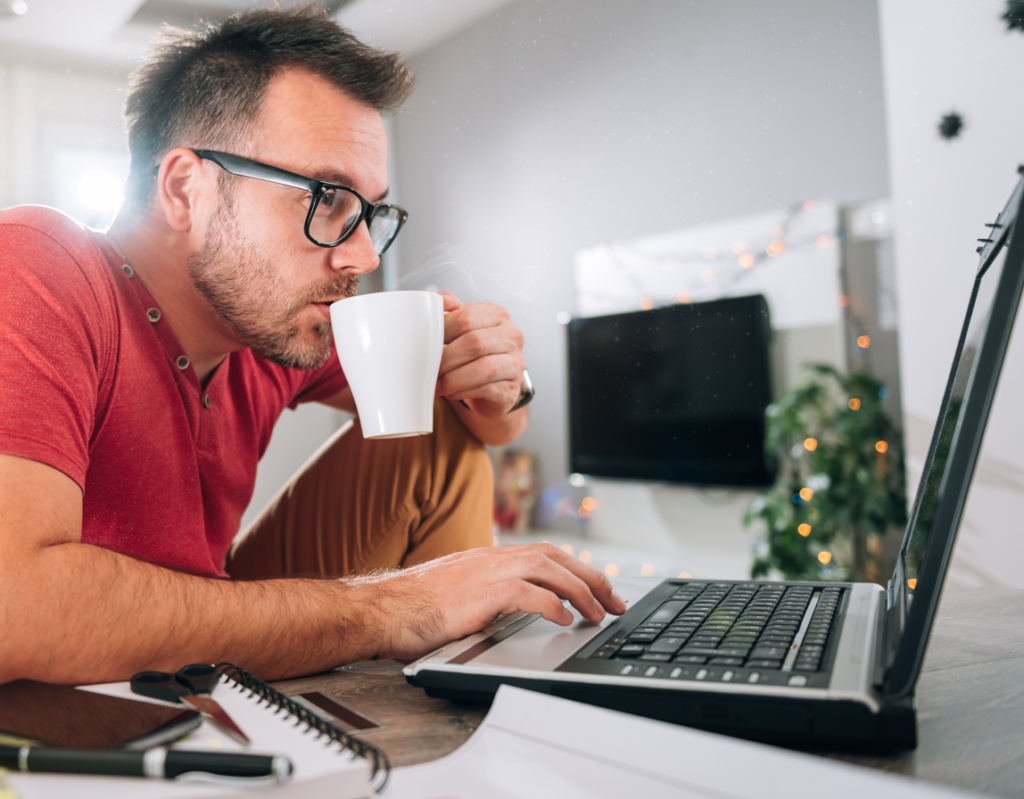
left=328, top=221, right=380, bottom=275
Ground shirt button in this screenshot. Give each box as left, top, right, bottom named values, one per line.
left=203, top=394, right=212, bottom=409
left=176, top=355, right=190, bottom=370
left=122, top=264, right=134, bottom=278
left=146, top=308, right=162, bottom=323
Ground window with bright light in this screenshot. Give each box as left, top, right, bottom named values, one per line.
left=50, top=148, right=129, bottom=229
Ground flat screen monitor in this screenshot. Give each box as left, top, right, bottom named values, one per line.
left=567, top=294, right=774, bottom=487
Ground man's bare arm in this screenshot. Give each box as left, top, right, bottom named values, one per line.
left=0, top=454, right=624, bottom=685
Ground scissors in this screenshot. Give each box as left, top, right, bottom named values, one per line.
left=130, top=663, right=250, bottom=746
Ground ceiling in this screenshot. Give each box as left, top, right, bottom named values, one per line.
left=0, top=0, right=518, bottom=70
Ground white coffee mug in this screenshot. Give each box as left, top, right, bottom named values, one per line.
left=330, top=291, right=445, bottom=438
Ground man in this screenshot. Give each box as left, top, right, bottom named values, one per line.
left=0, top=6, right=623, bottom=686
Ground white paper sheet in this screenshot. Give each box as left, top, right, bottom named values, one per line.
left=385, top=685, right=977, bottom=799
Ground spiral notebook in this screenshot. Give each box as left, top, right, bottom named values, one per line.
left=6, top=664, right=387, bottom=799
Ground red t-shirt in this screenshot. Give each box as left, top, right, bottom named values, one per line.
left=0, top=206, right=348, bottom=577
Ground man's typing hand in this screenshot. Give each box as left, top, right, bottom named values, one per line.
left=352, top=544, right=628, bottom=662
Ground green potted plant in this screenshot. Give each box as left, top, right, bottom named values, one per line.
left=744, top=364, right=907, bottom=582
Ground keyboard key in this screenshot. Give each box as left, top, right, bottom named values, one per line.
left=639, top=653, right=672, bottom=662
left=591, top=647, right=619, bottom=658
left=744, top=659, right=783, bottom=669
left=708, top=657, right=744, bottom=666
left=627, top=633, right=657, bottom=643
left=750, top=645, right=788, bottom=660
left=673, top=655, right=708, bottom=664
left=617, top=644, right=647, bottom=657
left=647, top=637, right=686, bottom=655
left=644, top=601, right=688, bottom=625
left=794, top=662, right=819, bottom=672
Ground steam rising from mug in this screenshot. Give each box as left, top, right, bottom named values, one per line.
left=330, top=292, right=444, bottom=438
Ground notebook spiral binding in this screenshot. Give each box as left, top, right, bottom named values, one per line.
left=215, top=662, right=390, bottom=792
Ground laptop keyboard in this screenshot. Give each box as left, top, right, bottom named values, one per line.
left=589, top=582, right=842, bottom=674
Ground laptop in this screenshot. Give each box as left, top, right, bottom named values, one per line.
left=405, top=168, right=1024, bottom=751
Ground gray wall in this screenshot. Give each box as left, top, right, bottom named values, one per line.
left=391, top=0, right=892, bottom=493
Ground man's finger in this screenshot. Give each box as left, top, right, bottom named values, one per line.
left=502, top=543, right=627, bottom=616
left=438, top=290, right=463, bottom=313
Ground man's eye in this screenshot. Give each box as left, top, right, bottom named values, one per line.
left=320, top=190, right=337, bottom=207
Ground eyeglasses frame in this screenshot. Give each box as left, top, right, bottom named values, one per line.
left=190, top=149, right=408, bottom=253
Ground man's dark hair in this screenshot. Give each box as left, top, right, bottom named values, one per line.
left=123, top=4, right=414, bottom=208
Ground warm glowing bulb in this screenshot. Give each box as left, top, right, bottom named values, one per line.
left=766, top=240, right=785, bottom=257
left=798, top=523, right=811, bottom=537
left=677, top=292, right=691, bottom=304
left=641, top=563, right=655, bottom=577
left=639, top=296, right=654, bottom=310
left=857, top=335, right=871, bottom=348
left=848, top=398, right=861, bottom=411
left=732, top=242, right=745, bottom=255
left=738, top=253, right=755, bottom=268
left=678, top=571, right=692, bottom=579
left=799, top=487, right=814, bottom=502
left=578, top=506, right=590, bottom=518
left=605, top=563, right=620, bottom=577
left=908, top=578, right=918, bottom=590
left=818, top=551, right=832, bottom=564
left=876, top=441, right=888, bottom=453
left=804, top=437, right=818, bottom=452
left=803, top=199, right=816, bottom=211
left=560, top=543, right=574, bottom=555
left=579, top=550, right=593, bottom=564
left=581, top=496, right=597, bottom=511
left=817, top=234, right=832, bottom=248
left=837, top=294, right=848, bottom=307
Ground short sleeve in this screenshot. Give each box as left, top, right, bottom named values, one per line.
left=0, top=215, right=113, bottom=489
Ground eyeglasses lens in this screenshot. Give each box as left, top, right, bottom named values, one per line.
left=308, top=188, right=363, bottom=247
left=368, top=208, right=403, bottom=253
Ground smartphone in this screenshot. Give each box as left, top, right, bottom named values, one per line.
left=0, top=679, right=201, bottom=749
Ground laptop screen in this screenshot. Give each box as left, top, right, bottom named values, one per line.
left=902, top=243, right=1009, bottom=587
left=886, top=175, right=1024, bottom=696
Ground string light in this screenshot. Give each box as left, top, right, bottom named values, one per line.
left=857, top=335, right=871, bottom=348
left=817, top=235, right=832, bottom=248
left=875, top=441, right=888, bottom=453
left=803, top=199, right=816, bottom=211
left=848, top=398, right=861, bottom=411
left=678, top=571, right=692, bottom=579
left=578, top=506, right=590, bottom=518
left=639, top=297, right=654, bottom=310
left=766, top=240, right=785, bottom=257
left=581, top=497, right=596, bottom=511
left=605, top=563, right=620, bottom=577
left=677, top=292, right=691, bottom=304
left=561, top=543, right=574, bottom=555
left=579, top=550, right=593, bottom=564
left=738, top=253, right=755, bottom=268
left=732, top=242, right=745, bottom=254
left=799, top=487, right=814, bottom=501
left=804, top=437, right=818, bottom=452
left=798, top=523, right=812, bottom=537
left=818, top=551, right=832, bottom=564
left=837, top=294, right=848, bottom=307
left=641, top=563, right=655, bottom=576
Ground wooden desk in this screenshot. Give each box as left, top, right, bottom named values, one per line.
left=273, top=587, right=1024, bottom=797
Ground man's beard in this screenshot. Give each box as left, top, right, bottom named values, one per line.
left=188, top=204, right=359, bottom=370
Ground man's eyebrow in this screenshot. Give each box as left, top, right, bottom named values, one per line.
left=308, top=166, right=389, bottom=203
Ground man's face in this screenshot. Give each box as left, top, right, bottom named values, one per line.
left=188, top=68, right=389, bottom=370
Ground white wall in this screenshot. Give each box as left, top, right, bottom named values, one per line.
left=391, top=0, right=892, bottom=553
left=878, top=1, right=1024, bottom=588
left=0, top=57, right=343, bottom=534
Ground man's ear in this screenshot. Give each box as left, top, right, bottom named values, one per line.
left=155, top=148, right=209, bottom=233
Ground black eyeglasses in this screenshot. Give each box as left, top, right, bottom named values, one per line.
left=191, top=149, right=408, bottom=254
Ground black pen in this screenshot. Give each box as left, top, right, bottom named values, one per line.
left=0, top=745, right=292, bottom=784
